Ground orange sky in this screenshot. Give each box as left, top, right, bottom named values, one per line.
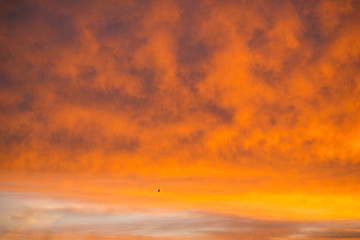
left=1, top=0, right=360, bottom=239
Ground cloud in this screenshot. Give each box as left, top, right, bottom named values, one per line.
left=1, top=0, right=360, bottom=237
left=1, top=191, right=360, bottom=240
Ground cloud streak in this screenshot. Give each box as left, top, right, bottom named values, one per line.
left=1, top=192, right=360, bottom=240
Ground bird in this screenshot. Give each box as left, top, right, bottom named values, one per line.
left=158, top=189, right=160, bottom=192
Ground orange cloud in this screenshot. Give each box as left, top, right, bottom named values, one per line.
left=1, top=0, right=360, bottom=238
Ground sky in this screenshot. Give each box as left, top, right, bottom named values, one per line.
left=1, top=0, right=360, bottom=239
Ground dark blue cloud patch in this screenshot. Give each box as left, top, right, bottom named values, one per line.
left=48, top=14, right=77, bottom=45
left=0, top=71, right=12, bottom=88
left=204, top=102, right=234, bottom=124
left=129, top=67, right=157, bottom=97
left=17, top=94, right=35, bottom=111
left=77, top=65, right=97, bottom=83
left=247, top=28, right=269, bottom=50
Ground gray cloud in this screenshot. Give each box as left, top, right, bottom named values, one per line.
left=1, top=191, right=360, bottom=240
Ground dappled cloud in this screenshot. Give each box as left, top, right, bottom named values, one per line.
left=1, top=0, right=360, bottom=239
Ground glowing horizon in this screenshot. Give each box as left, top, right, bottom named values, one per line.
left=1, top=0, right=360, bottom=239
